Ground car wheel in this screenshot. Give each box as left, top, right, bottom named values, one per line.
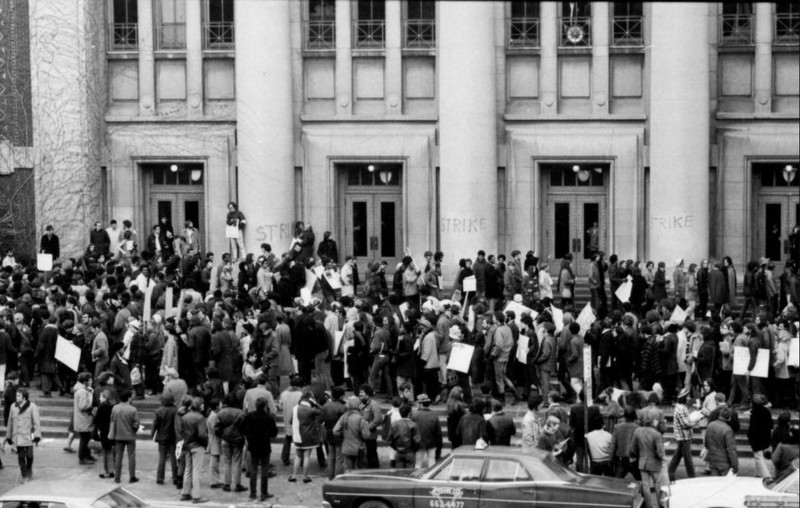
left=357, top=500, right=391, bottom=508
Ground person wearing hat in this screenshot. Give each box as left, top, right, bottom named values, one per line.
left=410, top=393, right=441, bottom=468
left=667, top=386, right=696, bottom=482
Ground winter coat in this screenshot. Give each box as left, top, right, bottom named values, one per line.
left=321, top=399, right=346, bottom=445
left=108, top=402, right=140, bottom=441
left=275, top=323, right=294, bottom=376
left=73, top=385, right=94, bottom=433
left=6, top=401, right=41, bottom=447
left=659, top=333, right=679, bottom=375
left=746, top=405, right=773, bottom=453
left=411, top=408, right=443, bottom=451
left=152, top=400, right=178, bottom=443
left=708, top=268, right=728, bottom=304
left=181, top=410, right=208, bottom=450
left=243, top=410, right=278, bottom=456
left=216, top=406, right=246, bottom=448
left=211, top=330, right=237, bottom=380
left=35, top=324, right=59, bottom=374
left=629, top=425, right=664, bottom=473
left=704, top=419, right=738, bottom=473
left=334, top=410, right=370, bottom=456
left=293, top=403, right=322, bottom=448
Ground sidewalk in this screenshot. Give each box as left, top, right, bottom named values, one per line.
left=0, top=437, right=773, bottom=507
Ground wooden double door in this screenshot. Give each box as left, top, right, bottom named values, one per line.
left=150, top=191, right=205, bottom=248
left=544, top=193, right=607, bottom=276
left=343, top=192, right=402, bottom=273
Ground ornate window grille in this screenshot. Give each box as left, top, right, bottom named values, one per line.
left=611, top=15, right=643, bottom=46
left=353, top=19, right=385, bottom=49
left=109, top=23, right=138, bottom=51
left=203, top=21, right=234, bottom=50
left=720, top=13, right=754, bottom=45
left=156, top=22, right=186, bottom=50
left=508, top=17, right=540, bottom=48
left=775, top=11, right=799, bottom=44
left=560, top=16, right=592, bottom=47
left=305, top=20, right=336, bottom=50
left=404, top=19, right=435, bottom=48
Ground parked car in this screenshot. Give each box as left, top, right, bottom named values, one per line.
left=0, top=480, right=149, bottom=508
left=667, top=459, right=799, bottom=508
left=322, top=445, right=643, bottom=508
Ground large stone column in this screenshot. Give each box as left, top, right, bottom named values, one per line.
left=439, top=1, right=497, bottom=267
left=235, top=0, right=295, bottom=252
left=754, top=2, right=773, bottom=116
left=648, top=3, right=709, bottom=264
left=137, top=0, right=156, bottom=116
left=29, top=0, right=106, bottom=257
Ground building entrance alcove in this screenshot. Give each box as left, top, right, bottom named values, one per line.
left=337, top=162, right=403, bottom=275
left=753, top=162, right=800, bottom=272
left=142, top=162, right=206, bottom=252
left=541, top=163, right=609, bottom=276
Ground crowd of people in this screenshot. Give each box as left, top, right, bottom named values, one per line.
left=0, top=211, right=798, bottom=507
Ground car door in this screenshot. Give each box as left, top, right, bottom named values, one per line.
left=413, top=455, right=484, bottom=508
left=478, top=458, right=536, bottom=507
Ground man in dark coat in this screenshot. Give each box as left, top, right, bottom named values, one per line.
left=708, top=262, right=728, bottom=312
left=34, top=316, right=62, bottom=397
left=89, top=221, right=111, bottom=257
left=316, top=232, right=339, bottom=264
left=411, top=394, right=442, bottom=468
left=211, top=319, right=238, bottom=394
left=243, top=397, right=278, bottom=501
left=486, top=400, right=516, bottom=446
left=187, top=313, right=211, bottom=387
left=40, top=225, right=60, bottom=259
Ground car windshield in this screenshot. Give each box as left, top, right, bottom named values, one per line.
left=90, top=488, right=147, bottom=508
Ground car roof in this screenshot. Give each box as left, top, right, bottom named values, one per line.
left=451, top=445, right=550, bottom=461
left=0, top=480, right=116, bottom=502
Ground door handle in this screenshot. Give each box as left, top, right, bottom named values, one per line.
left=521, top=488, right=535, bottom=494
left=369, top=236, right=378, bottom=251
left=576, top=238, right=581, bottom=253
left=785, top=239, right=789, bottom=254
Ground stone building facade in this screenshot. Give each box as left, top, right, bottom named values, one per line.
left=1, top=1, right=798, bottom=278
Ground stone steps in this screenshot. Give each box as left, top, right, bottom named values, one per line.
left=30, top=395, right=792, bottom=459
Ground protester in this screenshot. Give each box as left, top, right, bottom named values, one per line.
left=5, top=388, right=41, bottom=482
left=243, top=397, right=278, bottom=501
left=108, top=389, right=140, bottom=484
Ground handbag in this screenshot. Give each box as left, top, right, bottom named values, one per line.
left=130, top=365, right=142, bottom=386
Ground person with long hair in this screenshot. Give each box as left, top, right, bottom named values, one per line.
left=446, top=386, right=466, bottom=450
left=557, top=256, right=575, bottom=308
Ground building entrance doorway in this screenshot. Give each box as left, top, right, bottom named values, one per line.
left=541, top=163, right=608, bottom=276
left=143, top=163, right=206, bottom=252
left=338, top=163, right=403, bottom=276
left=754, top=163, right=799, bottom=272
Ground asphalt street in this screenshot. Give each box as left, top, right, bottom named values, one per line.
left=0, top=438, right=772, bottom=508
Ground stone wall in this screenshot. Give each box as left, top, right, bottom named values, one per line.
left=29, top=0, right=106, bottom=258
